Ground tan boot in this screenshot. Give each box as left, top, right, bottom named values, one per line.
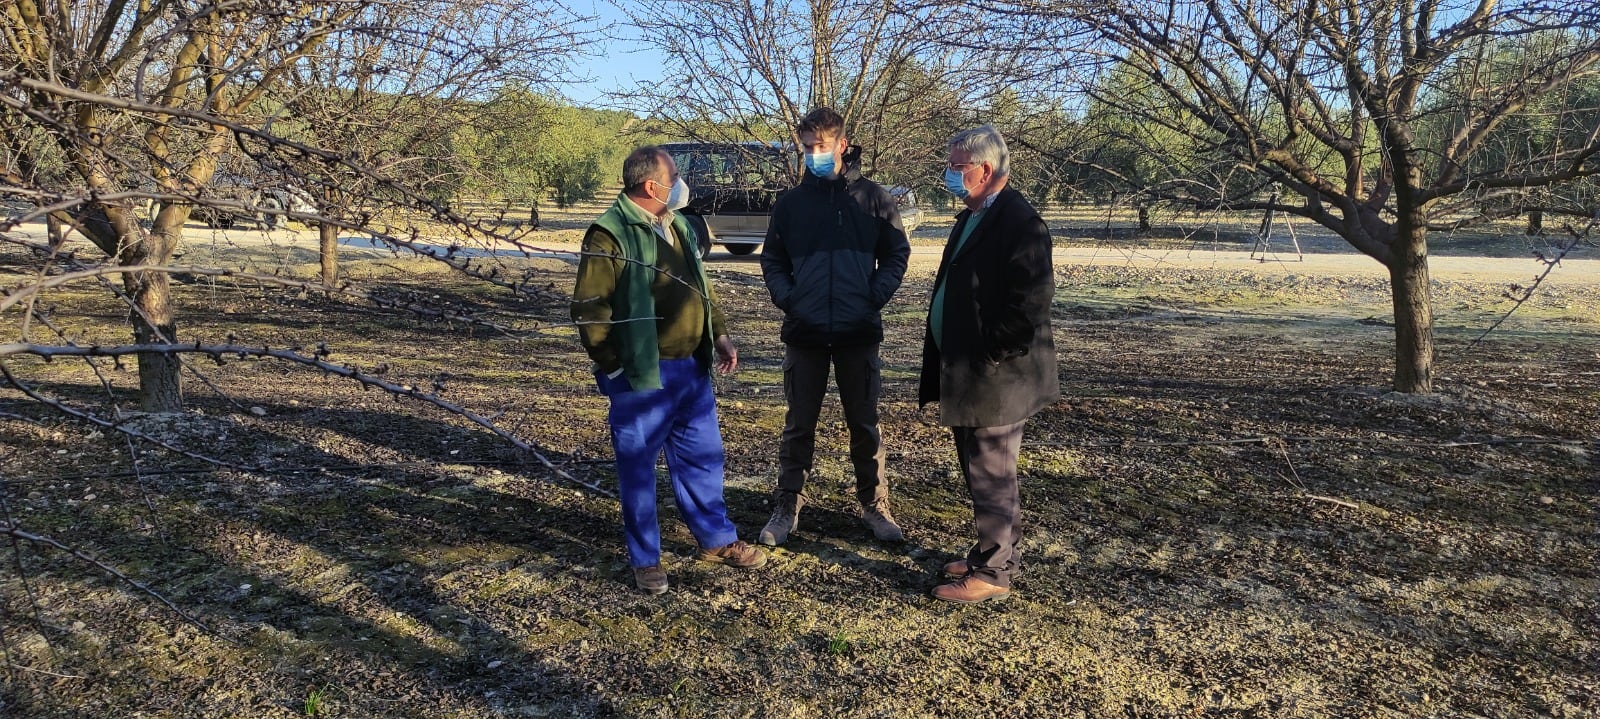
left=861, top=500, right=905, bottom=542
left=757, top=490, right=805, bottom=546
left=942, top=559, right=969, bottom=577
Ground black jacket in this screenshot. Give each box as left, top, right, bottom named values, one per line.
left=761, top=147, right=911, bottom=347
left=919, top=187, right=1058, bottom=427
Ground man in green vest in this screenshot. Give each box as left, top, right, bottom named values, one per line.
left=571, top=146, right=766, bottom=595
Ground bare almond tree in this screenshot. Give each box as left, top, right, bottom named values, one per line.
left=272, top=0, right=587, bottom=287
left=2, top=2, right=370, bottom=412
left=1007, top=0, right=1600, bottom=393
left=0, top=1, right=589, bottom=411
left=615, top=0, right=995, bottom=183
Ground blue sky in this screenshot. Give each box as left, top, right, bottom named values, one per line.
left=560, top=1, right=651, bottom=107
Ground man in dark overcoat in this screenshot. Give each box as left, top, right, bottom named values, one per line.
left=920, top=125, right=1058, bottom=603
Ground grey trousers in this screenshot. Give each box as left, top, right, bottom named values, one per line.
left=951, top=419, right=1027, bottom=587
left=776, top=342, right=888, bottom=506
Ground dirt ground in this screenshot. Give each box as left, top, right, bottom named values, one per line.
left=0, top=210, right=1596, bottom=718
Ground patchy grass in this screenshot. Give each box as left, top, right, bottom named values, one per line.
left=1, top=240, right=1596, bottom=718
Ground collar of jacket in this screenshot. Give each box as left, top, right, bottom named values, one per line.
left=840, top=144, right=864, bottom=181
left=957, top=186, right=1014, bottom=219
left=950, top=187, right=1019, bottom=259
left=616, top=192, right=671, bottom=228
left=801, top=169, right=845, bottom=190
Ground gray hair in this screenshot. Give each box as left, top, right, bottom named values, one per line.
left=622, top=146, right=669, bottom=192
left=949, top=125, right=1009, bottom=177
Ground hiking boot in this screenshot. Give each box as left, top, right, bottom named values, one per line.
left=861, top=501, right=905, bottom=542
left=697, top=540, right=768, bottom=568
left=757, top=491, right=805, bottom=546
left=931, top=574, right=1011, bottom=604
left=634, top=565, right=668, bottom=595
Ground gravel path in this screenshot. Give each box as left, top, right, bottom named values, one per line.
left=12, top=218, right=1598, bottom=286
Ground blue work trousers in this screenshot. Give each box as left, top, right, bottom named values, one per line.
left=598, top=357, right=738, bottom=567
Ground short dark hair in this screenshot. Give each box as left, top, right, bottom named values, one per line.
left=797, top=107, right=845, bottom=138
left=622, top=146, right=669, bottom=193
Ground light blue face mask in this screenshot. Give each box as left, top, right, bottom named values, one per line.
left=943, top=167, right=970, bottom=199
left=805, top=151, right=836, bottom=177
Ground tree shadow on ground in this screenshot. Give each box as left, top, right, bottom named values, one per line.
left=0, top=395, right=635, bottom=716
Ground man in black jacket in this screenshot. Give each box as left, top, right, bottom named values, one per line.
left=921, top=125, right=1058, bottom=603
left=758, top=107, right=911, bottom=545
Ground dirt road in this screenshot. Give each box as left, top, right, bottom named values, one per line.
left=15, top=219, right=1599, bottom=286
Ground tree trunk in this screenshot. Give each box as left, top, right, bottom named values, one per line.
left=809, top=0, right=835, bottom=107
left=45, top=214, right=65, bottom=251
left=1138, top=205, right=1151, bottom=232
left=123, top=213, right=186, bottom=413
left=320, top=221, right=339, bottom=286
left=1525, top=210, right=1543, bottom=236
left=1389, top=213, right=1434, bottom=394
left=125, top=269, right=183, bottom=412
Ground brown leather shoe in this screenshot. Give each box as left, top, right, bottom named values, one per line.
left=633, top=565, right=668, bottom=595
left=696, top=540, right=768, bottom=568
left=932, top=574, right=1010, bottom=603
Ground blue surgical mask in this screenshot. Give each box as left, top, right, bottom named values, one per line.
left=805, top=151, right=836, bottom=177
left=943, top=167, right=970, bottom=199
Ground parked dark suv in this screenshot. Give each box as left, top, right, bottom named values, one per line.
left=661, top=141, right=791, bottom=257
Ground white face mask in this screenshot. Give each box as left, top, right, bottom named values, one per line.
left=663, top=176, right=690, bottom=212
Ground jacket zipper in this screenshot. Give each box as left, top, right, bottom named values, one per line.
left=832, top=183, right=844, bottom=342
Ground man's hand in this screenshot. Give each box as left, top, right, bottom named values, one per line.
left=714, top=335, right=739, bottom=374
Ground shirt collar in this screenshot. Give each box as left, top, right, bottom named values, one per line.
left=623, top=195, right=668, bottom=224
left=960, top=192, right=998, bottom=218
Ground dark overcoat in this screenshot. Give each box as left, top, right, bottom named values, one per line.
left=918, top=187, right=1058, bottom=427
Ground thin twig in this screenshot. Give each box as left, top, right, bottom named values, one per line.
left=3, top=663, right=86, bottom=679
left=0, top=259, right=529, bottom=335
left=21, top=307, right=167, bottom=534
left=0, top=521, right=225, bottom=640
left=1, top=453, right=58, bottom=667
left=1302, top=494, right=1361, bottom=510
left=1469, top=222, right=1591, bottom=348
left=0, top=361, right=247, bottom=471
left=0, top=343, right=613, bottom=497
left=1271, top=438, right=1307, bottom=492
left=1020, top=434, right=1588, bottom=450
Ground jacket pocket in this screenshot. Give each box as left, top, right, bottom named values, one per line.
left=595, top=370, right=634, bottom=397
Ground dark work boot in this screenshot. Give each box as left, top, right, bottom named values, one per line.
left=757, top=490, right=805, bottom=546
